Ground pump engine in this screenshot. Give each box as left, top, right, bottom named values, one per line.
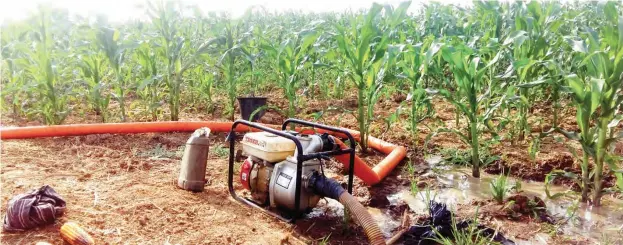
left=238, top=131, right=338, bottom=211
left=225, top=119, right=386, bottom=245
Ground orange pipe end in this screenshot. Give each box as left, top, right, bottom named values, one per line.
left=333, top=138, right=382, bottom=185
left=372, top=146, right=407, bottom=181
left=0, top=121, right=406, bottom=185
left=331, top=137, right=406, bottom=186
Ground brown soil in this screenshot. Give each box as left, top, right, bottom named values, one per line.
left=485, top=154, right=575, bottom=182
left=503, top=194, right=550, bottom=223
left=456, top=202, right=592, bottom=245
left=0, top=133, right=373, bottom=244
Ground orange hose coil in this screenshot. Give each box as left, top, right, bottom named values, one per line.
left=0, top=122, right=406, bottom=185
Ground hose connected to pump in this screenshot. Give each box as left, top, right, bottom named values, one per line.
left=339, top=192, right=385, bottom=245
left=0, top=121, right=406, bottom=186
left=2, top=121, right=401, bottom=244
left=308, top=172, right=385, bottom=245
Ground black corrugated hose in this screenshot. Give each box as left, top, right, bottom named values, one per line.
left=308, top=171, right=386, bottom=245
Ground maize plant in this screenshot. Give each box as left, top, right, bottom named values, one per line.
left=135, top=40, right=162, bottom=121
left=147, top=1, right=185, bottom=121
left=147, top=1, right=210, bottom=121
left=243, top=18, right=270, bottom=97
left=23, top=8, right=71, bottom=125
left=263, top=27, right=320, bottom=118
left=0, top=24, right=30, bottom=117
left=207, top=19, right=248, bottom=120
left=193, top=65, right=214, bottom=111
left=96, top=18, right=129, bottom=122
left=503, top=1, right=563, bottom=141
left=1, top=2, right=622, bottom=212
left=439, top=43, right=502, bottom=178
left=75, top=24, right=110, bottom=122
left=397, top=38, right=442, bottom=137
left=333, top=2, right=410, bottom=152
left=560, top=2, right=623, bottom=206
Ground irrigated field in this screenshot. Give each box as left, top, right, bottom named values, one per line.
left=1, top=1, right=622, bottom=244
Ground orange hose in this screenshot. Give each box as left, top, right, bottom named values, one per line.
left=333, top=138, right=381, bottom=185
left=0, top=121, right=405, bottom=185
left=0, top=122, right=271, bottom=139
left=306, top=128, right=407, bottom=185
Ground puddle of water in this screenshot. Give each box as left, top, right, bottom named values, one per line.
left=306, top=198, right=401, bottom=238
left=411, top=157, right=623, bottom=242
left=367, top=207, right=401, bottom=237
left=515, top=233, right=551, bottom=245
left=306, top=198, right=344, bottom=218
left=303, top=156, right=623, bottom=243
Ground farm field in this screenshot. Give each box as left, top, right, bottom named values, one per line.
left=1, top=1, right=623, bottom=244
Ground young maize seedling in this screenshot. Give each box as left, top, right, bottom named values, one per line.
left=490, top=172, right=512, bottom=204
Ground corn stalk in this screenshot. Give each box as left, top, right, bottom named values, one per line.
left=96, top=19, right=128, bottom=122
left=147, top=1, right=210, bottom=121
left=438, top=44, right=502, bottom=178
left=397, top=38, right=442, bottom=137
left=23, top=8, right=70, bottom=125
left=560, top=3, right=623, bottom=205
left=333, top=2, right=409, bottom=152
left=263, top=27, right=320, bottom=118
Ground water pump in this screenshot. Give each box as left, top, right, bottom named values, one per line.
left=239, top=131, right=337, bottom=210
left=227, top=119, right=386, bottom=245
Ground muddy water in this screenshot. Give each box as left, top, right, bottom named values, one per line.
left=392, top=155, right=623, bottom=243
left=306, top=198, right=402, bottom=238
left=304, top=155, right=623, bottom=243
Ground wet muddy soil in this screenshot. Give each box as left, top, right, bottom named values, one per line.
left=392, top=163, right=623, bottom=245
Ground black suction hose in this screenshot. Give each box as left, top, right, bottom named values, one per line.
left=308, top=171, right=385, bottom=245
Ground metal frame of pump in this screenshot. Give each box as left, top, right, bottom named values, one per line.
left=227, top=118, right=356, bottom=223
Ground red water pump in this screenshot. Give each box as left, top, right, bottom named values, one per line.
left=226, top=119, right=357, bottom=221
left=239, top=131, right=338, bottom=210
left=228, top=119, right=385, bottom=245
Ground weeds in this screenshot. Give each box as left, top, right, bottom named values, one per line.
left=429, top=208, right=500, bottom=245
left=318, top=234, right=331, bottom=245
left=439, top=147, right=499, bottom=168
left=211, top=144, right=229, bottom=158
left=138, top=144, right=183, bottom=159
left=528, top=136, right=541, bottom=163
left=411, top=181, right=438, bottom=211
left=490, top=172, right=512, bottom=204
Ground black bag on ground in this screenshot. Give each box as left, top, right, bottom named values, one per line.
left=403, top=201, right=515, bottom=245
left=3, top=185, right=66, bottom=231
